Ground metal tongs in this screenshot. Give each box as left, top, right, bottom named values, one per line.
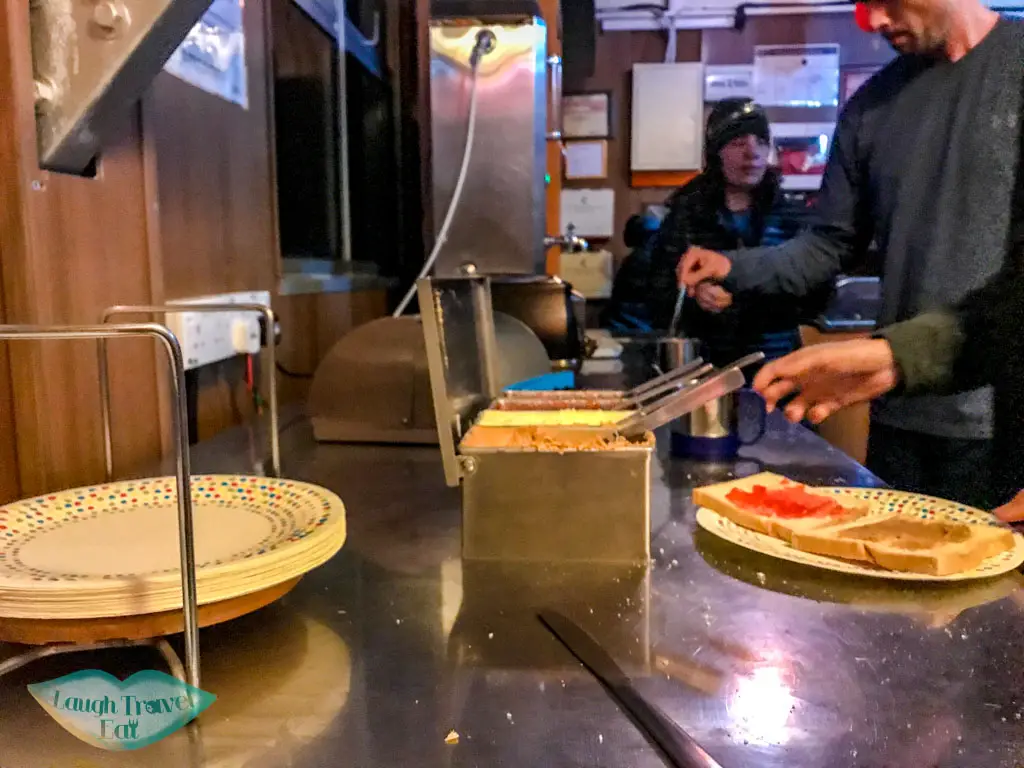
left=612, top=352, right=765, bottom=440
left=623, top=358, right=713, bottom=406
left=501, top=358, right=713, bottom=408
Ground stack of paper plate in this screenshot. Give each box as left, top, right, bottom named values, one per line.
left=0, top=475, right=347, bottom=619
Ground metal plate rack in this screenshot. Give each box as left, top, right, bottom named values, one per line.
left=99, top=304, right=281, bottom=479
left=0, top=322, right=202, bottom=689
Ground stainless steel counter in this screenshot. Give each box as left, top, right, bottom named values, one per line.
left=1, top=405, right=1023, bottom=767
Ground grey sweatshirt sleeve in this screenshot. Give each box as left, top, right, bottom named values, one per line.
left=722, top=104, right=874, bottom=298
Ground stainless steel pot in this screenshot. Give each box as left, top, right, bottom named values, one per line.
left=488, top=274, right=586, bottom=371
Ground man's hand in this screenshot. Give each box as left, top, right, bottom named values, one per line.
left=677, top=246, right=732, bottom=295
left=751, top=338, right=901, bottom=424
left=994, top=490, right=1024, bottom=523
left=694, top=282, right=733, bottom=313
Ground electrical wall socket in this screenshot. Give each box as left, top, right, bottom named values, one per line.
left=164, top=291, right=272, bottom=371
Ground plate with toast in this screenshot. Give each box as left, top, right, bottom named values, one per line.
left=693, top=472, right=1024, bottom=581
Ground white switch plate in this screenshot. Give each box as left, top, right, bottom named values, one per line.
left=164, top=291, right=272, bottom=370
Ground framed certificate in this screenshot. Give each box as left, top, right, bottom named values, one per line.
left=563, top=92, right=612, bottom=139
left=563, top=140, right=608, bottom=180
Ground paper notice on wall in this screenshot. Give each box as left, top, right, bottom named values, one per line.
left=564, top=142, right=606, bottom=179
left=753, top=44, right=839, bottom=108
left=704, top=65, right=754, bottom=102
left=164, top=0, right=248, bottom=109
left=560, top=189, right=615, bottom=239
left=559, top=249, right=614, bottom=299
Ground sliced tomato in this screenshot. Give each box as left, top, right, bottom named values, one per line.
left=726, top=483, right=849, bottom=519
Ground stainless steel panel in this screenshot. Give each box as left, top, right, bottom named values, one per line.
left=307, top=316, right=440, bottom=444
left=546, top=54, right=562, bottom=140
left=459, top=447, right=653, bottom=564
left=429, top=20, right=547, bottom=275
left=419, top=277, right=501, bottom=485
left=29, top=0, right=213, bottom=173
left=456, top=560, right=651, bottom=673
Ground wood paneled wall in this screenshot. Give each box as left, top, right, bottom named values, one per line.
left=0, top=0, right=389, bottom=499
left=0, top=0, right=165, bottom=498
left=147, top=0, right=278, bottom=299
left=563, top=30, right=702, bottom=256
left=0, top=281, right=20, bottom=504
left=275, top=290, right=389, bottom=404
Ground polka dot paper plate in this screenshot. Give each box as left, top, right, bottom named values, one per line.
left=0, top=475, right=347, bottom=619
left=696, top=487, right=1024, bottom=582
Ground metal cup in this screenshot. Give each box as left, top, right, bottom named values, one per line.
left=655, top=337, right=700, bottom=377
left=672, top=389, right=768, bottom=460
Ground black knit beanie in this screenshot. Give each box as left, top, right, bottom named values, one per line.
left=705, top=98, right=771, bottom=159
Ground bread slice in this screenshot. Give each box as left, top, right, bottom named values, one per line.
left=692, top=472, right=870, bottom=539
left=693, top=472, right=785, bottom=535
left=863, top=521, right=1015, bottom=576
left=791, top=517, right=1016, bottom=574
left=770, top=508, right=872, bottom=544
left=789, top=516, right=897, bottom=561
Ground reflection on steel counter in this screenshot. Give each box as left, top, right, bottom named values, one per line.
left=1, top=347, right=1022, bottom=766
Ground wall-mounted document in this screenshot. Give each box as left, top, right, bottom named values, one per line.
left=560, top=189, right=615, bottom=239
left=631, top=63, right=703, bottom=171
left=564, top=141, right=608, bottom=180
left=705, top=65, right=754, bottom=102
left=754, top=44, right=839, bottom=108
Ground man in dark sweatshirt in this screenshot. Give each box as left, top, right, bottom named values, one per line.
left=677, top=0, right=1024, bottom=508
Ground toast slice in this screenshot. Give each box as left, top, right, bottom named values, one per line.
left=770, top=509, right=874, bottom=544
left=791, top=517, right=1016, bottom=575
left=693, top=472, right=785, bottom=535
left=864, top=520, right=1014, bottom=576
left=692, top=472, right=870, bottom=539
left=789, top=516, right=897, bottom=561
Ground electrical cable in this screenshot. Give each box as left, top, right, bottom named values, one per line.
left=663, top=13, right=678, bottom=62
left=392, top=31, right=495, bottom=317
left=276, top=361, right=315, bottom=379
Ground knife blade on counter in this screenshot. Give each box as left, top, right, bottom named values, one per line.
left=538, top=610, right=725, bottom=768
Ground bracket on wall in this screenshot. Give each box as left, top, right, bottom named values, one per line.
left=290, top=0, right=382, bottom=79
left=29, top=0, right=213, bottom=175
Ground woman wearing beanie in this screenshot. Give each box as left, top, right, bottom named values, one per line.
left=646, top=98, right=828, bottom=369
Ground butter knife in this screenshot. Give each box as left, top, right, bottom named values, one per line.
left=538, top=610, right=724, bottom=768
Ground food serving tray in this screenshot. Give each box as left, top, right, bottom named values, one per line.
left=0, top=475, right=347, bottom=619
left=696, top=487, right=1024, bottom=582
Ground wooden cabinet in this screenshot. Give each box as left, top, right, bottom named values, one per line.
left=799, top=326, right=872, bottom=464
